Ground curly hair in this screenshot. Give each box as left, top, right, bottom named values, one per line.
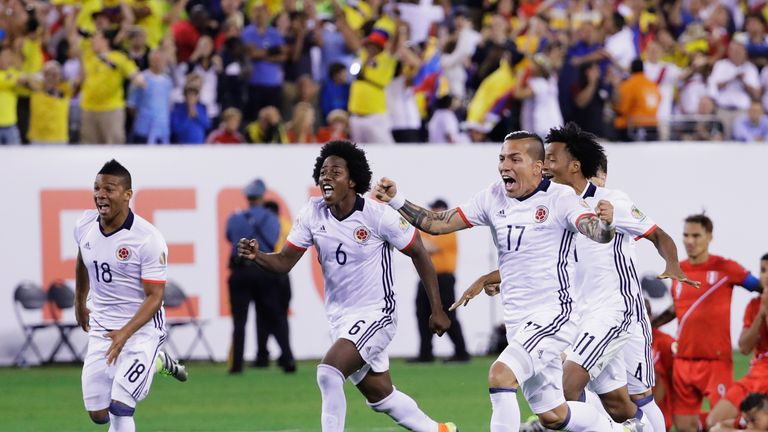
left=312, top=140, right=372, bottom=194
left=545, top=122, right=606, bottom=179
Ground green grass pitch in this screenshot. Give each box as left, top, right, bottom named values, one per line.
left=0, top=354, right=752, bottom=431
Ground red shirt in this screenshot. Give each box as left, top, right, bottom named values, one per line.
left=743, top=297, right=768, bottom=370
left=652, top=328, right=675, bottom=431
left=672, top=255, right=749, bottom=361
left=206, top=129, right=245, bottom=144
left=172, top=20, right=201, bottom=63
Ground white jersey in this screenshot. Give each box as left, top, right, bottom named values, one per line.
left=574, top=183, right=656, bottom=316
left=74, top=210, right=168, bottom=331
left=459, top=178, right=593, bottom=330
left=286, top=195, right=417, bottom=325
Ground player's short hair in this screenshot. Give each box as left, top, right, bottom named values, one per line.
left=684, top=214, right=713, bottom=233
left=503, top=130, right=545, bottom=162
left=97, top=159, right=132, bottom=189
left=545, top=122, right=607, bottom=179
left=598, top=154, right=608, bottom=174
left=740, top=393, right=768, bottom=412
left=760, top=253, right=768, bottom=262
left=312, top=140, right=372, bottom=194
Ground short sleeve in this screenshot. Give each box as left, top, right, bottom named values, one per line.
left=612, top=192, right=657, bottom=240
left=73, top=210, right=97, bottom=244
left=378, top=206, right=417, bottom=251
left=556, top=192, right=595, bottom=232
left=723, top=259, right=750, bottom=286
left=285, top=202, right=314, bottom=250
left=140, top=231, right=168, bottom=283
left=457, top=187, right=492, bottom=228
left=744, top=298, right=761, bottom=329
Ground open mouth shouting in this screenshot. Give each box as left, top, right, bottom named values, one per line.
left=321, top=184, right=334, bottom=200
left=96, top=202, right=111, bottom=216
left=502, top=175, right=517, bottom=193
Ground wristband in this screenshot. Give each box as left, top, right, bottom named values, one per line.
left=388, top=193, right=406, bottom=210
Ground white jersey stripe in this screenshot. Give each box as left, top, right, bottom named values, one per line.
left=676, top=276, right=729, bottom=339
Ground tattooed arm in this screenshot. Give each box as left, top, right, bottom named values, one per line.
left=576, top=200, right=615, bottom=244
left=375, top=177, right=470, bottom=235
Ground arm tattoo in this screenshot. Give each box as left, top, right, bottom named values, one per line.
left=576, top=214, right=615, bottom=244
left=399, top=201, right=462, bottom=235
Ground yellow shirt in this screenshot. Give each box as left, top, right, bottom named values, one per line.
left=423, top=232, right=457, bottom=274
left=28, top=83, right=72, bottom=143
left=0, top=68, right=20, bottom=127
left=76, top=0, right=104, bottom=34
left=81, top=44, right=138, bottom=112
left=348, top=50, right=397, bottom=116
left=130, top=0, right=165, bottom=48
left=18, top=39, right=44, bottom=97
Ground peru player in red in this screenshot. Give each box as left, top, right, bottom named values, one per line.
left=648, top=299, right=675, bottom=431
left=652, top=215, right=763, bottom=432
left=708, top=254, right=768, bottom=429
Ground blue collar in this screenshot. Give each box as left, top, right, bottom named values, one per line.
left=582, top=182, right=597, bottom=199
left=98, top=210, right=134, bottom=237
left=516, top=177, right=551, bottom=202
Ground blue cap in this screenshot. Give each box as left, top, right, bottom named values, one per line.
left=243, top=179, right=266, bottom=198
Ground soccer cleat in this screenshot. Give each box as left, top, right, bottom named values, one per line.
left=621, top=418, right=644, bottom=432
left=438, top=422, right=458, bottom=432
left=156, top=350, right=188, bottom=382
left=519, top=415, right=546, bottom=432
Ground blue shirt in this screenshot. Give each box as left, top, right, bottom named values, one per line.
left=733, top=114, right=768, bottom=142
left=319, top=80, right=350, bottom=119
left=127, top=71, right=173, bottom=144
left=241, top=25, right=285, bottom=86
left=320, top=27, right=355, bottom=81
left=170, top=102, right=210, bottom=144
left=226, top=205, right=280, bottom=258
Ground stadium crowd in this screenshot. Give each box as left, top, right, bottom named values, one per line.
left=2, top=0, right=768, bottom=144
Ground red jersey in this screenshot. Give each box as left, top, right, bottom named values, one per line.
left=743, top=297, right=768, bottom=370
left=672, top=255, right=749, bottom=361
left=652, top=328, right=675, bottom=431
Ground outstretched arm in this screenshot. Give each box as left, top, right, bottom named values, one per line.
left=651, top=304, right=677, bottom=328
left=237, top=238, right=305, bottom=274
left=401, top=234, right=451, bottom=335
left=374, top=177, right=470, bottom=235
left=450, top=269, right=502, bottom=311
left=645, top=227, right=701, bottom=288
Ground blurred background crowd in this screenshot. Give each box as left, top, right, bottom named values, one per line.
left=1, top=0, right=768, bottom=145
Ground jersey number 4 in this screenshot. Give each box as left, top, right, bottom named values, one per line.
left=92, top=261, right=113, bottom=283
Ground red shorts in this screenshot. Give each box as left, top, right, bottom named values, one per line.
left=672, top=358, right=733, bottom=415
left=724, top=363, right=768, bottom=407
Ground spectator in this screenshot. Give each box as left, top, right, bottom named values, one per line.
left=644, top=40, right=682, bottom=140
left=746, top=12, right=768, bottom=68
left=571, top=62, right=607, bottom=138
left=246, top=106, right=287, bottom=143
left=131, top=0, right=179, bottom=49
left=319, top=63, right=350, bottom=120
left=440, top=7, right=481, bottom=100
left=171, top=85, right=210, bottom=144
left=285, top=101, right=317, bottom=143
left=678, top=53, right=710, bottom=116
left=733, top=100, right=768, bottom=142
left=316, top=109, right=350, bottom=142
left=604, top=12, right=636, bottom=72
left=174, top=35, right=221, bottom=121
left=517, top=51, right=564, bottom=139
left=386, top=24, right=423, bottom=144
left=125, top=26, right=150, bottom=70
left=397, top=0, right=445, bottom=45
left=78, top=31, right=145, bottom=144
left=613, top=58, right=661, bottom=141
left=708, top=39, right=760, bottom=138
left=316, top=7, right=357, bottom=82
left=218, top=20, right=248, bottom=112
left=349, top=28, right=399, bottom=144
left=172, top=4, right=211, bottom=63
left=470, top=15, right=510, bottom=91
left=0, top=46, right=22, bottom=145
left=242, top=3, right=287, bottom=122
left=283, top=11, right=316, bottom=98
left=428, top=95, right=467, bottom=144
left=206, top=107, right=246, bottom=143
left=680, top=96, right=724, bottom=141
left=26, top=60, right=73, bottom=145
left=127, top=50, right=173, bottom=144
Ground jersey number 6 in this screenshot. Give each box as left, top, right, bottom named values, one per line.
left=335, top=243, right=347, bottom=265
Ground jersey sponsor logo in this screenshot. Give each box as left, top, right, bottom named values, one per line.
left=534, top=205, right=549, bottom=223
left=159, top=251, right=167, bottom=266
left=631, top=206, right=645, bottom=220
left=398, top=217, right=409, bottom=232
left=353, top=226, right=371, bottom=243
left=116, top=246, right=131, bottom=261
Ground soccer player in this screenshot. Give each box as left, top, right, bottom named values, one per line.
left=707, top=254, right=768, bottom=428
left=652, top=215, right=764, bottom=432
left=375, top=131, right=634, bottom=432
left=711, top=393, right=768, bottom=431
left=450, top=123, right=695, bottom=432
left=75, top=160, right=187, bottom=432
left=236, top=140, right=456, bottom=432
left=648, top=299, right=675, bottom=432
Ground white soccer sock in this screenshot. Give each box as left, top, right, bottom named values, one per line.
left=562, top=401, right=618, bottom=432
left=107, top=413, right=135, bottom=432
left=635, top=395, right=664, bottom=432
left=489, top=388, right=520, bottom=432
left=316, top=364, right=347, bottom=432
left=368, top=386, right=438, bottom=432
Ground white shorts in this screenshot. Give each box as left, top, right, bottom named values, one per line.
left=623, top=317, right=655, bottom=394
left=82, top=326, right=165, bottom=411
left=330, top=311, right=397, bottom=385
left=565, top=309, right=633, bottom=380
left=497, top=309, right=577, bottom=414
left=588, top=355, right=629, bottom=395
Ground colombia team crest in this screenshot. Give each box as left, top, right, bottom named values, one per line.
left=534, top=205, right=549, bottom=223
left=353, top=226, right=371, bottom=243
left=116, top=246, right=131, bottom=261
